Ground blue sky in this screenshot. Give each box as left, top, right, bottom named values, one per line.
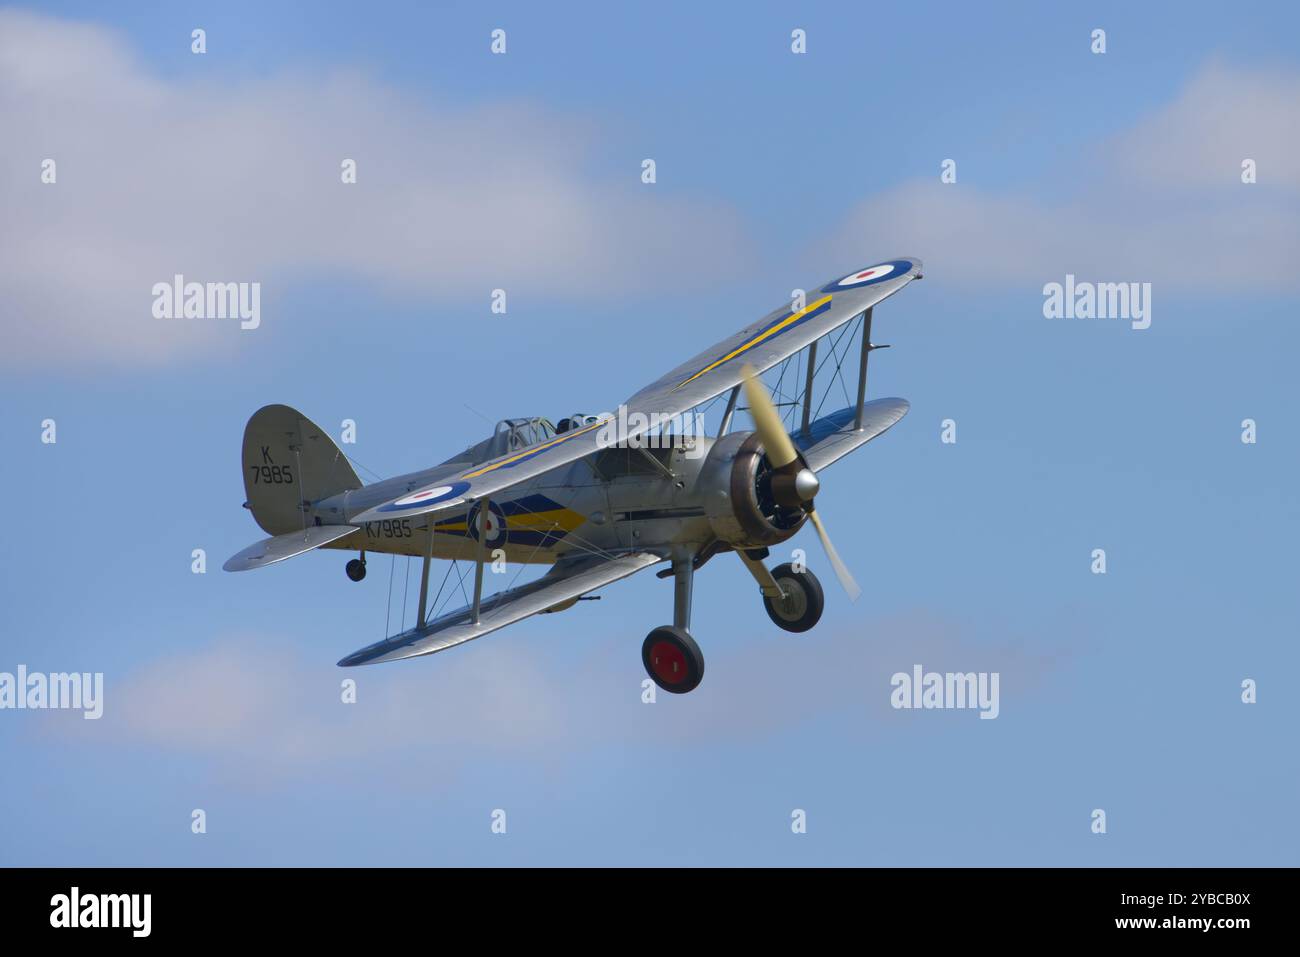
left=1, top=1, right=1297, bottom=865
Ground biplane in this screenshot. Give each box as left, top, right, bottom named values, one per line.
left=224, top=257, right=922, bottom=693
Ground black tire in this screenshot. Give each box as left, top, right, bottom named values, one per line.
left=763, top=562, right=824, bottom=633
left=641, top=626, right=705, bottom=694
left=345, top=558, right=367, bottom=582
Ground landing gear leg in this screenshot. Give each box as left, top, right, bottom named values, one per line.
left=346, top=552, right=367, bottom=582
left=736, top=548, right=783, bottom=599
left=672, top=557, right=693, bottom=630
left=641, top=558, right=705, bottom=694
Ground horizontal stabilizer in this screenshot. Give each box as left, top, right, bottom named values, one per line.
left=223, top=525, right=357, bottom=572
left=796, top=398, right=909, bottom=473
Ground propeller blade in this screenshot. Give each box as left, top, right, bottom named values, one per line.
left=807, top=508, right=861, bottom=602
left=741, top=364, right=798, bottom=468
left=741, top=365, right=855, bottom=599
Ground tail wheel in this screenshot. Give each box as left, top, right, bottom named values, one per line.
left=346, top=558, right=367, bottom=582
left=763, top=563, right=824, bottom=633
left=641, top=626, right=705, bottom=694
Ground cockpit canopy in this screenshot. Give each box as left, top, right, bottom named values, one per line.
left=555, top=413, right=605, bottom=434
left=494, top=417, right=557, bottom=452
left=447, top=417, right=558, bottom=466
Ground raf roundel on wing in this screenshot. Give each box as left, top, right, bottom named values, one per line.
left=821, top=259, right=913, bottom=294
left=381, top=480, right=472, bottom=512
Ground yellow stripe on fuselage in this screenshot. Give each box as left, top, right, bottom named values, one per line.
left=434, top=507, right=585, bottom=534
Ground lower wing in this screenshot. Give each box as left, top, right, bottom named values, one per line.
left=337, top=550, right=664, bottom=666
left=795, top=398, right=910, bottom=473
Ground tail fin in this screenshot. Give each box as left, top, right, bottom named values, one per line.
left=241, top=404, right=362, bottom=535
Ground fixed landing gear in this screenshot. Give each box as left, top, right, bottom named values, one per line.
left=763, top=563, right=824, bottom=632
left=642, top=626, right=705, bottom=694
left=345, top=555, right=367, bottom=582
left=641, top=557, right=706, bottom=694
left=638, top=556, right=825, bottom=693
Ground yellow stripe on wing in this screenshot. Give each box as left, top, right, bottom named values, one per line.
left=463, top=419, right=605, bottom=479
left=672, top=293, right=833, bottom=391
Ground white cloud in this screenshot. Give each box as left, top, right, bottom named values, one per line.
left=817, top=62, right=1300, bottom=294
left=1116, top=60, right=1300, bottom=193
left=0, top=10, right=751, bottom=366
left=47, top=614, right=1061, bottom=784
left=88, top=635, right=570, bottom=767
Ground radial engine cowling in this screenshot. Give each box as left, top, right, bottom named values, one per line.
left=697, top=431, right=807, bottom=548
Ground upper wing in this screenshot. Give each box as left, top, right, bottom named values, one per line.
left=627, top=257, right=922, bottom=418
left=350, top=257, right=922, bottom=525
left=336, top=550, right=663, bottom=666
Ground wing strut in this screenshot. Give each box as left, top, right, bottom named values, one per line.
left=800, top=340, right=818, bottom=434
left=471, top=497, right=490, bottom=625
left=853, top=307, right=890, bottom=431
left=416, top=516, right=436, bottom=627
left=718, top=385, right=740, bottom=435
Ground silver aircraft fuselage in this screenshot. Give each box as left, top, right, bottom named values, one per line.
left=310, top=435, right=730, bottom=566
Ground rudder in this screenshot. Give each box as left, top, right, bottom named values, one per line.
left=241, top=404, right=362, bottom=535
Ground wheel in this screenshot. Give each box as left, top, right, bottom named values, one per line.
left=345, top=558, right=367, bottom=582
left=763, top=562, right=824, bottom=633
left=641, top=626, right=705, bottom=694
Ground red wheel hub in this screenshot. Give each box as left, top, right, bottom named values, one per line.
left=650, top=640, right=689, bottom=684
